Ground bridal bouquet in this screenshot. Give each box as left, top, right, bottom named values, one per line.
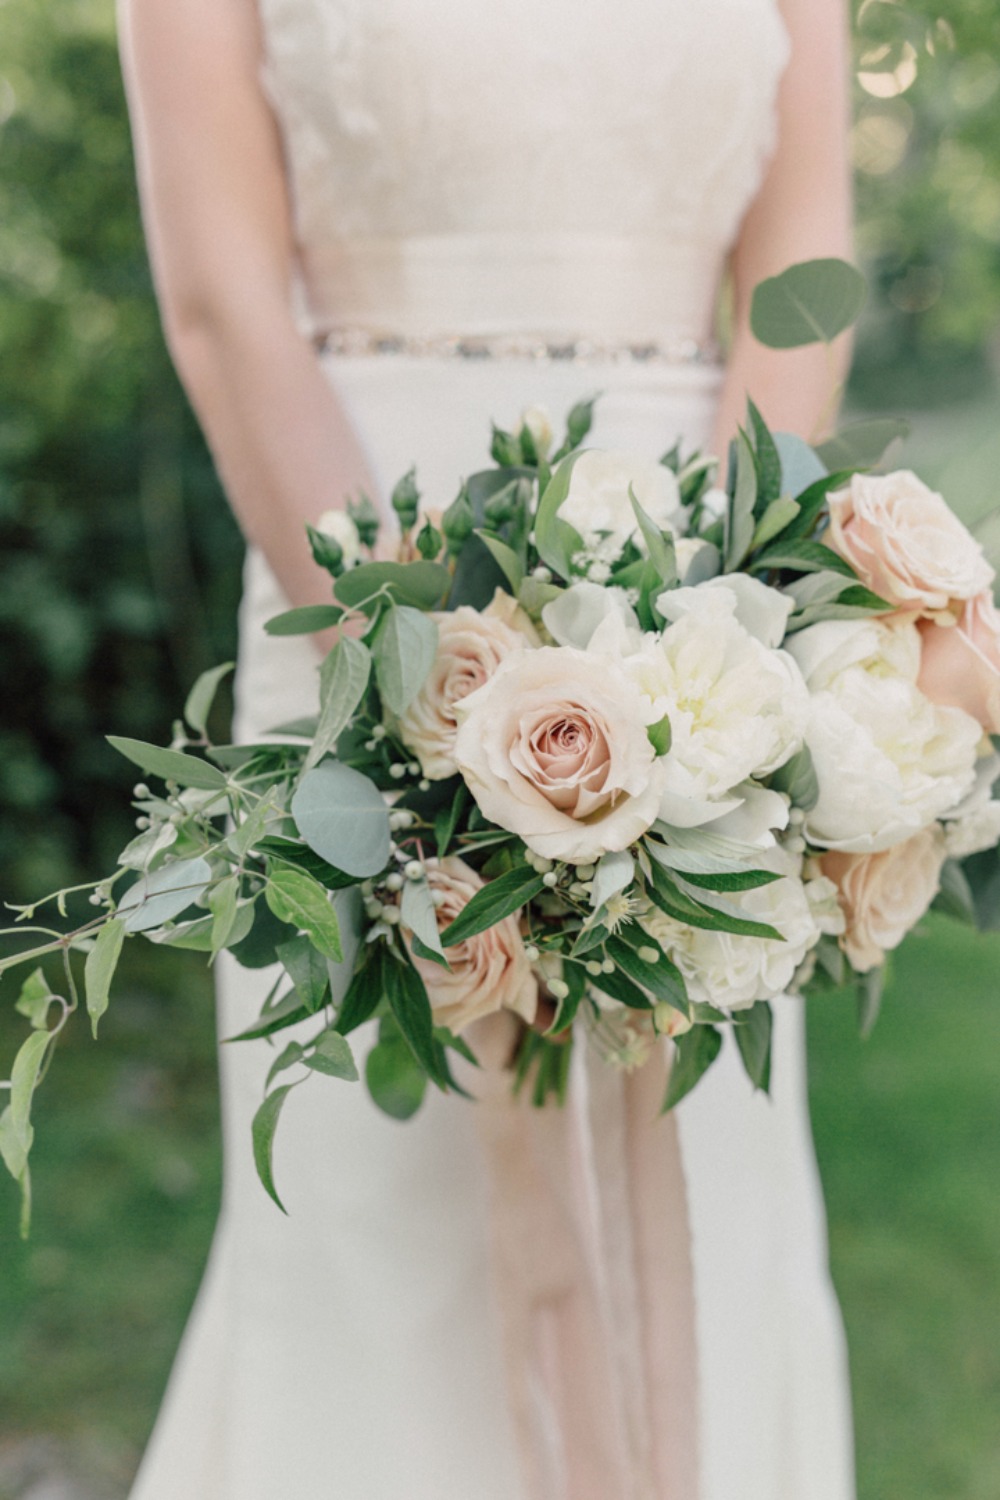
left=4, top=260, right=1000, bottom=1220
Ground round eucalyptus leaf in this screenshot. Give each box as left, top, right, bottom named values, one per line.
left=750, top=258, right=866, bottom=349
left=291, top=762, right=392, bottom=879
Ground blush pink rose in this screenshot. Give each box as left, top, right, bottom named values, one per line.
left=403, top=857, right=538, bottom=1033
left=827, top=471, right=994, bottom=617
left=820, top=826, right=946, bottom=973
left=398, top=591, right=539, bottom=780
left=917, top=589, right=1000, bottom=734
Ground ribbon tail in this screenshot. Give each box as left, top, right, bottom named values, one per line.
left=473, top=1031, right=701, bottom=1500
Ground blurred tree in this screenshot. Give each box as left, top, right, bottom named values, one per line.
left=0, top=0, right=243, bottom=899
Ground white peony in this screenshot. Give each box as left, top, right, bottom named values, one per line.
left=787, top=617, right=982, bottom=853
left=642, top=851, right=835, bottom=1011
left=623, top=585, right=809, bottom=830
left=940, top=752, right=1000, bottom=858
left=559, top=449, right=682, bottom=558
left=314, top=508, right=362, bottom=569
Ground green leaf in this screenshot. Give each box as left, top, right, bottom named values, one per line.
left=857, top=965, right=885, bottom=1039
left=680, top=868, right=782, bottom=893
left=106, top=737, right=228, bottom=792
left=646, top=715, right=672, bottom=756
left=336, top=950, right=386, bottom=1035
left=588, top=963, right=655, bottom=1010
left=933, top=859, right=977, bottom=926
left=534, top=451, right=587, bottom=579
left=306, top=1029, right=359, bottom=1082
left=184, top=661, right=235, bottom=737
left=226, top=989, right=311, bottom=1042
left=647, top=864, right=782, bottom=940
left=434, top=782, right=468, bottom=858
left=83, top=918, right=126, bottom=1037
left=334, top=560, right=450, bottom=614
left=365, top=1034, right=428, bottom=1120
left=117, top=856, right=213, bottom=933
left=606, top=934, right=688, bottom=1012
left=305, top=636, right=371, bottom=772
left=589, top=850, right=635, bottom=912
left=152, top=903, right=254, bottom=952
left=255, top=837, right=356, bottom=889
left=750, top=258, right=867, bottom=348
left=439, top=865, right=545, bottom=947
left=15, top=969, right=56, bottom=1030
left=10, top=1029, right=50, bottom=1156
left=778, top=468, right=853, bottom=539
left=661, top=1026, right=723, bottom=1112
left=228, top=794, right=280, bottom=859
left=277, top=934, right=331, bottom=1010
left=769, top=745, right=820, bottom=812
left=475, top=532, right=524, bottom=593
left=755, top=539, right=856, bottom=577
left=628, top=485, right=677, bottom=584
left=400, top=877, right=447, bottom=964
left=724, top=431, right=757, bottom=571
left=383, top=956, right=441, bottom=1082
left=749, top=496, right=801, bottom=553
left=734, top=1001, right=773, bottom=1091
left=252, top=1084, right=295, bottom=1212
left=814, top=417, right=909, bottom=470
left=372, top=604, right=438, bottom=715
left=291, top=762, right=392, bottom=880
left=263, top=604, right=345, bottom=637
left=0, top=1104, right=33, bottom=1235
left=205, top=874, right=240, bottom=955
left=265, top=1042, right=305, bottom=1091
left=266, top=865, right=343, bottom=962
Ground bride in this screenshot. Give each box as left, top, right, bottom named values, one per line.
left=118, top=0, right=856, bottom=1496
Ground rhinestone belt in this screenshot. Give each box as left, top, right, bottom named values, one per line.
left=313, top=327, right=722, bottom=366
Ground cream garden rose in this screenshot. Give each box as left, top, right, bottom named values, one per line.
left=403, top=857, right=538, bottom=1033
left=314, top=507, right=362, bottom=569
left=398, top=590, right=538, bottom=780
left=917, top=588, right=1000, bottom=735
left=559, top=449, right=682, bottom=558
left=452, top=645, right=664, bottom=864
left=787, top=616, right=981, bottom=852
left=819, top=826, right=946, bottom=973
left=826, top=470, right=994, bottom=618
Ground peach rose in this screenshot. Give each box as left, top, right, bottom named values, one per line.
left=820, top=826, right=946, bottom=973
left=827, top=471, right=994, bottom=618
left=917, top=589, right=1000, bottom=734
left=397, top=590, right=538, bottom=780
left=453, top=645, right=664, bottom=864
left=403, top=857, right=538, bottom=1033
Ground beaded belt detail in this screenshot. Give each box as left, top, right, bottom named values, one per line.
left=313, top=326, right=722, bottom=366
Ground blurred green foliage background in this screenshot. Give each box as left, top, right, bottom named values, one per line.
left=0, top=0, right=999, bottom=1495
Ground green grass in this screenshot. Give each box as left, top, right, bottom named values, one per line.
left=1, top=918, right=999, bottom=1496
left=810, top=915, right=1000, bottom=1499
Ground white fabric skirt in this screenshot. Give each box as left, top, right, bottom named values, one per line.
left=128, top=355, right=855, bottom=1500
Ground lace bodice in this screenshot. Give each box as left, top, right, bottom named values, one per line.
left=257, top=0, right=790, bottom=344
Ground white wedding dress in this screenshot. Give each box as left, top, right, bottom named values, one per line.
left=128, top=2, right=855, bottom=1497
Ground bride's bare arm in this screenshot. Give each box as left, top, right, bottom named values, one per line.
left=710, top=0, right=854, bottom=456
left=118, top=0, right=379, bottom=611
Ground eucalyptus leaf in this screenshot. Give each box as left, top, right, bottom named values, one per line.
left=334, top=560, right=449, bottom=614
left=305, top=636, right=371, bottom=771
left=724, top=432, right=757, bottom=571
left=116, top=856, right=213, bottom=934
left=251, top=1084, right=295, bottom=1212
left=265, top=866, right=343, bottom=962
left=773, top=434, right=828, bottom=500
left=814, top=417, right=910, bottom=471
left=291, top=762, right=392, bottom=880
left=184, top=661, right=235, bottom=737
left=372, top=605, right=438, bottom=715
left=263, top=604, right=345, bottom=637
left=84, top=918, right=126, bottom=1036
left=751, top=258, right=866, bottom=348
left=107, top=737, right=228, bottom=792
